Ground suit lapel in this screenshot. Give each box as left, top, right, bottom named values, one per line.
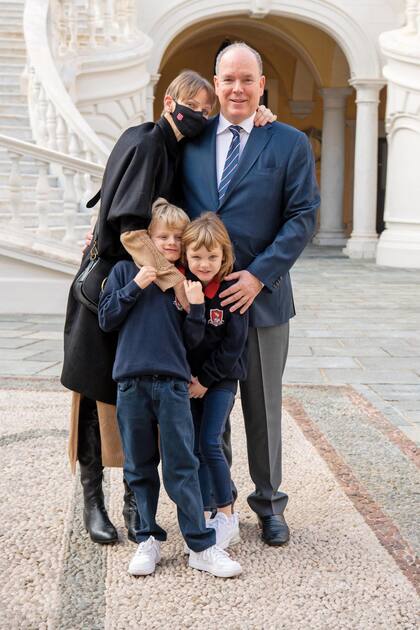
left=218, top=125, right=274, bottom=209
left=199, top=116, right=218, bottom=211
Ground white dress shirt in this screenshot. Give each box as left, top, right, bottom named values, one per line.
left=216, top=112, right=256, bottom=187
left=215, top=112, right=264, bottom=288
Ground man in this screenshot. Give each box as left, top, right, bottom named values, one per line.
left=181, top=43, right=320, bottom=545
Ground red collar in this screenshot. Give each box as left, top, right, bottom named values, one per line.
left=176, top=263, right=186, bottom=276
left=204, top=277, right=220, bottom=299
left=184, top=268, right=220, bottom=298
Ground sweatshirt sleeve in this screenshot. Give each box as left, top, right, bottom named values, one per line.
left=183, top=303, right=206, bottom=349
left=120, top=229, right=185, bottom=291
left=98, top=263, right=143, bottom=332
left=197, top=310, right=249, bottom=388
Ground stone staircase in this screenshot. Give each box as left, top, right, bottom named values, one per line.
left=0, top=0, right=90, bottom=242
left=0, top=0, right=30, bottom=142
left=0, top=0, right=148, bottom=313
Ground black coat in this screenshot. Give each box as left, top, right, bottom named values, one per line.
left=61, top=118, right=181, bottom=404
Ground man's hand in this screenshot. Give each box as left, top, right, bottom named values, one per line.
left=189, top=376, right=208, bottom=399
left=219, top=270, right=263, bottom=314
left=134, top=265, right=157, bottom=289
left=82, top=230, right=94, bottom=254
left=184, top=280, right=205, bottom=305
left=254, top=105, right=277, bottom=127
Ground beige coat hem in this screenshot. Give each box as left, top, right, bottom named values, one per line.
left=68, top=391, right=124, bottom=474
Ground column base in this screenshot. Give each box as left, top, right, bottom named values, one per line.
left=376, top=226, right=420, bottom=268
left=343, top=236, right=377, bottom=259
left=313, top=230, right=347, bottom=247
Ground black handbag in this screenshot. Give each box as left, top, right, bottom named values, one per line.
left=72, top=238, right=114, bottom=314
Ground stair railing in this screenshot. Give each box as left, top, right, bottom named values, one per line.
left=0, top=133, right=103, bottom=256
left=49, top=0, right=139, bottom=56
left=23, top=0, right=112, bottom=166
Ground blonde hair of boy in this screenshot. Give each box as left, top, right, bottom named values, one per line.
left=148, top=198, right=190, bottom=234
left=163, top=70, right=217, bottom=113
left=182, top=212, right=235, bottom=281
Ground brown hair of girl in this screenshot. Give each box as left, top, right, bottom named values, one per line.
left=182, top=212, right=235, bottom=281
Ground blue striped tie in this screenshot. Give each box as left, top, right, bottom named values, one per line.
left=218, top=125, right=242, bottom=202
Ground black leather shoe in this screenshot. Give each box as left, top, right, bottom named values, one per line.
left=258, top=514, right=290, bottom=546
left=122, top=479, right=140, bottom=543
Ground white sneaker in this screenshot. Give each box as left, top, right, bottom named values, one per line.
left=207, top=512, right=241, bottom=549
left=128, top=536, right=161, bottom=576
left=189, top=545, right=242, bottom=578
left=183, top=516, right=215, bottom=554
left=184, top=513, right=240, bottom=554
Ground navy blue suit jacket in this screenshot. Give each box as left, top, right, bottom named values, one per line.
left=181, top=116, right=320, bottom=328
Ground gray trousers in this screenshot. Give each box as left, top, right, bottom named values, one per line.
left=223, top=322, right=289, bottom=517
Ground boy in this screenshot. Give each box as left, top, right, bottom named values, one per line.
left=98, top=198, right=241, bottom=578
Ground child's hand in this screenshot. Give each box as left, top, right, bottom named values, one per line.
left=189, top=377, right=208, bottom=399
left=134, top=265, right=157, bottom=289
left=184, top=280, right=204, bottom=304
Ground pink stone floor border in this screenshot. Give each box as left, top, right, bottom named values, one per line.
left=284, top=392, right=419, bottom=594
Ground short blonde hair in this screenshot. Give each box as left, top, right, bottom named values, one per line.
left=148, top=198, right=190, bottom=233
left=182, top=212, right=235, bottom=281
left=164, top=70, right=217, bottom=111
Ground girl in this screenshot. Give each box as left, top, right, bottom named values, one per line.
left=182, top=213, right=249, bottom=550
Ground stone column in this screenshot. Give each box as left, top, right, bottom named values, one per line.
left=145, top=73, right=160, bottom=121
left=376, top=4, right=420, bottom=268
left=313, top=87, right=351, bottom=246
left=343, top=80, right=384, bottom=259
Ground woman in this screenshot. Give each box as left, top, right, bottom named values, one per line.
left=61, top=70, right=274, bottom=544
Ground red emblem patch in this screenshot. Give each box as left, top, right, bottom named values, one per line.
left=209, top=309, right=224, bottom=326
left=176, top=112, right=184, bottom=121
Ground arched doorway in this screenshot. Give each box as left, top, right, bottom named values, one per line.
left=149, top=1, right=386, bottom=256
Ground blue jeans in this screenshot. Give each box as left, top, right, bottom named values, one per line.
left=117, top=376, right=215, bottom=552
left=191, top=388, right=235, bottom=511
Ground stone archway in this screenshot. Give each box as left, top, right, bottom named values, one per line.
left=148, top=0, right=382, bottom=79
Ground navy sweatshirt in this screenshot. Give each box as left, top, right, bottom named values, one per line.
left=187, top=273, right=249, bottom=392
left=98, top=261, right=206, bottom=382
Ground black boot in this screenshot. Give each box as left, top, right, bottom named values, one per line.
left=123, top=478, right=140, bottom=543
left=78, top=397, right=118, bottom=544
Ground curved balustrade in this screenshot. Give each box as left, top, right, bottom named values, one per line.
left=50, top=0, right=138, bottom=57
left=24, top=0, right=111, bottom=165
left=0, top=133, right=103, bottom=250
left=9, top=0, right=149, bottom=264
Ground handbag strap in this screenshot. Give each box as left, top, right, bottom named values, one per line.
left=89, top=222, right=100, bottom=261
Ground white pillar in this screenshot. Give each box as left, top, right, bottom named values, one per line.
left=376, top=6, right=420, bottom=268
left=313, top=87, right=351, bottom=246
left=343, top=80, right=384, bottom=259
left=145, top=73, right=160, bottom=122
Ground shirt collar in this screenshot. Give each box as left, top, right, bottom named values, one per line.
left=217, top=112, right=256, bottom=136
left=204, top=277, right=220, bottom=299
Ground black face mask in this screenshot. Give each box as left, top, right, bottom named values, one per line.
left=170, top=102, right=208, bottom=138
